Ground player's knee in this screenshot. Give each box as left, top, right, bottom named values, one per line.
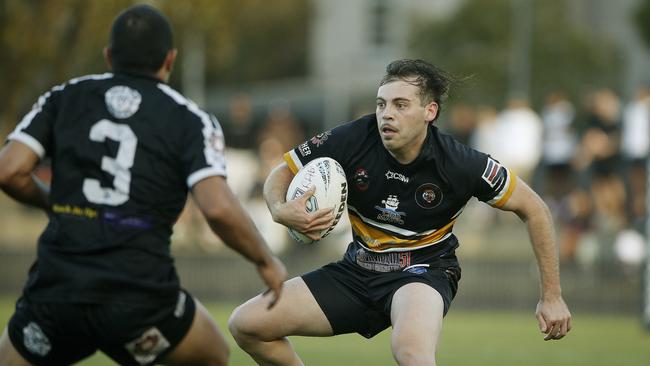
left=228, top=304, right=262, bottom=346
left=392, top=344, right=437, bottom=366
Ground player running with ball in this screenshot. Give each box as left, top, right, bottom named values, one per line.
left=229, top=59, right=571, bottom=366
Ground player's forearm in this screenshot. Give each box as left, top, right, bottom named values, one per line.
left=525, top=201, right=562, bottom=299
left=0, top=173, right=50, bottom=210
left=263, top=163, right=293, bottom=222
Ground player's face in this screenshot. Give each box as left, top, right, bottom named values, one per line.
left=376, top=80, right=438, bottom=164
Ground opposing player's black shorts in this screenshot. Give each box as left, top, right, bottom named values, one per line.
left=302, top=259, right=461, bottom=339
left=7, top=289, right=196, bottom=366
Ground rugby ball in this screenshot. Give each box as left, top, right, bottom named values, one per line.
left=285, top=157, right=348, bottom=244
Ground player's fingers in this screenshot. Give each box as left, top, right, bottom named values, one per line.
left=544, top=323, right=560, bottom=341
left=536, top=313, right=548, bottom=333
left=299, top=185, right=316, bottom=201
left=311, top=207, right=333, bottom=219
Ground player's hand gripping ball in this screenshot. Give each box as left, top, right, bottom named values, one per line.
left=285, top=157, right=348, bottom=244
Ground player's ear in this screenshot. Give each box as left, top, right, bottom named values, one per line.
left=103, top=47, right=113, bottom=69
left=164, top=49, right=178, bottom=73
left=425, top=101, right=439, bottom=123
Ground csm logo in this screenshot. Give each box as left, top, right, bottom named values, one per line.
left=385, top=170, right=409, bottom=183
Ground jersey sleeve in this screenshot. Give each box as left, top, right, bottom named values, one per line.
left=7, top=86, right=62, bottom=159
left=283, top=122, right=356, bottom=174
left=181, top=113, right=228, bottom=188
left=473, top=155, right=517, bottom=207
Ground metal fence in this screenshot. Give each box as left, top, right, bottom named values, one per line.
left=0, top=248, right=641, bottom=315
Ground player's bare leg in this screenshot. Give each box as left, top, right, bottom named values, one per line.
left=0, top=328, right=32, bottom=366
left=162, top=299, right=229, bottom=366
left=390, top=283, right=445, bottom=366
left=229, top=277, right=333, bottom=366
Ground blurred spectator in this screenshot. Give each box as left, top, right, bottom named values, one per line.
left=447, top=103, right=477, bottom=145
left=222, top=92, right=258, bottom=149
left=621, top=85, right=649, bottom=230
left=494, top=98, right=543, bottom=182
left=574, top=89, right=627, bottom=266
left=538, top=91, right=577, bottom=201
left=470, top=105, right=500, bottom=156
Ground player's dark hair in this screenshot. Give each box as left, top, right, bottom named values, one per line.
left=380, top=59, right=451, bottom=121
left=108, top=4, right=173, bottom=75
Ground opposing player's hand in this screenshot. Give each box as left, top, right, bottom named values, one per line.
left=535, top=296, right=572, bottom=341
left=274, top=185, right=334, bottom=240
left=257, top=255, right=287, bottom=310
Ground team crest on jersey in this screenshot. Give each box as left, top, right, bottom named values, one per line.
left=375, top=194, right=406, bottom=224
left=415, top=183, right=443, bottom=209
left=482, top=157, right=504, bottom=188
left=310, top=131, right=332, bottom=147
left=354, top=167, right=370, bottom=191
left=105, top=85, right=142, bottom=119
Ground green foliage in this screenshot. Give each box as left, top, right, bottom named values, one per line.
left=0, top=0, right=310, bottom=135
left=410, top=0, right=621, bottom=108
left=635, top=0, right=650, bottom=49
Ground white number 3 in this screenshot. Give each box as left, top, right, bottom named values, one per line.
left=82, top=119, right=137, bottom=205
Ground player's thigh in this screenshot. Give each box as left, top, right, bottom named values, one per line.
left=390, top=282, right=445, bottom=352
left=0, top=328, right=32, bottom=366
left=161, top=299, right=228, bottom=366
left=229, top=276, right=333, bottom=340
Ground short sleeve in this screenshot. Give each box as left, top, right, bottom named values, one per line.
left=283, top=119, right=361, bottom=174
left=7, top=86, right=61, bottom=159
left=182, top=113, right=227, bottom=188
left=474, top=156, right=517, bottom=207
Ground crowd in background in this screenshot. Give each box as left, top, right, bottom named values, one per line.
left=445, top=86, right=649, bottom=273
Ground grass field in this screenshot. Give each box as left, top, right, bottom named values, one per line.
left=2, top=297, right=649, bottom=365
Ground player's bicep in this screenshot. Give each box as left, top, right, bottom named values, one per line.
left=496, top=177, right=540, bottom=216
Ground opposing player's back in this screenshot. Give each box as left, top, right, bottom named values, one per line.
left=9, top=71, right=226, bottom=304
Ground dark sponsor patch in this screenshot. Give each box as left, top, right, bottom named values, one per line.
left=353, top=167, right=370, bottom=191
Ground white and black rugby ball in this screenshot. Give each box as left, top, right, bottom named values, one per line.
left=285, top=157, right=348, bottom=244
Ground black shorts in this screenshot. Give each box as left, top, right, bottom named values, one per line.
left=302, top=259, right=461, bottom=339
left=7, top=290, right=196, bottom=366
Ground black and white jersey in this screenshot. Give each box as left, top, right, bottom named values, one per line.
left=8, top=71, right=226, bottom=304
left=284, top=114, right=516, bottom=266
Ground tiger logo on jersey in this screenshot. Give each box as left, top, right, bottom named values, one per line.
left=415, top=183, right=443, bottom=209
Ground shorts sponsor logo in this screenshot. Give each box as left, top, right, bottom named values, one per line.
left=105, top=85, right=141, bottom=119
left=310, top=131, right=332, bottom=147
left=353, top=168, right=370, bottom=191
left=415, top=183, right=443, bottom=209
left=375, top=195, right=406, bottom=225
left=23, top=322, right=51, bottom=356
left=125, top=327, right=170, bottom=365
left=298, top=142, right=311, bottom=157
left=355, top=248, right=411, bottom=272
left=385, top=170, right=409, bottom=183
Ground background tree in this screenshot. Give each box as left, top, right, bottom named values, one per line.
left=409, top=0, right=621, bottom=110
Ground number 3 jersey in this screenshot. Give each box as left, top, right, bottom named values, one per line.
left=284, top=114, right=517, bottom=270
left=8, top=72, right=226, bottom=304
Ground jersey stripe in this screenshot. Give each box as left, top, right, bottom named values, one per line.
left=347, top=205, right=438, bottom=237
left=8, top=73, right=114, bottom=159
left=157, top=84, right=227, bottom=187
left=350, top=214, right=455, bottom=252
left=283, top=150, right=302, bottom=174
left=488, top=169, right=517, bottom=207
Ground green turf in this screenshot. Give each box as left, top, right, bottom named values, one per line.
left=1, top=298, right=649, bottom=365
